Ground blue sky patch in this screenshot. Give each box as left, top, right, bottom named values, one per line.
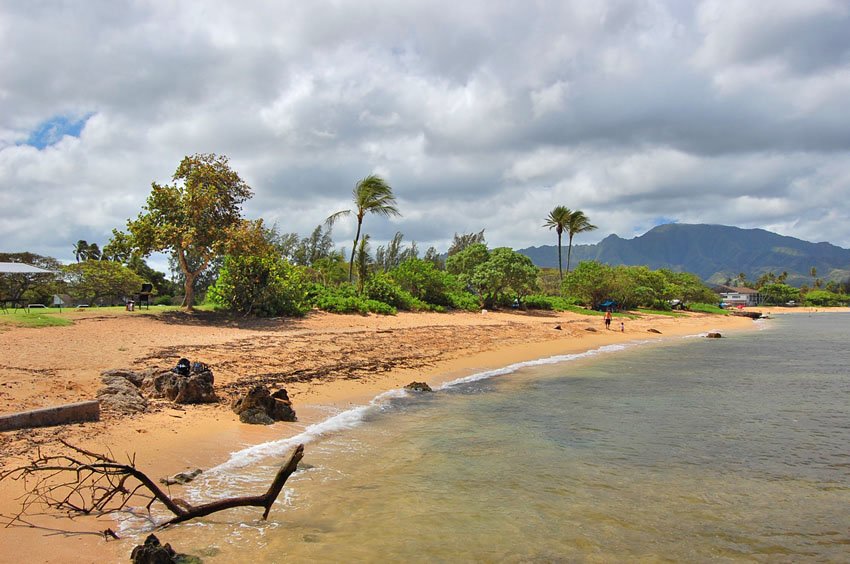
left=24, top=114, right=91, bottom=149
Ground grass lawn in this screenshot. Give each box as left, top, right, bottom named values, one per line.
left=0, top=309, right=73, bottom=328
left=0, top=304, right=219, bottom=329
left=635, top=308, right=687, bottom=317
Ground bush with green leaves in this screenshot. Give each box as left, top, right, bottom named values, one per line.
left=524, top=294, right=580, bottom=310
left=308, top=283, right=397, bottom=315
left=803, top=290, right=847, bottom=307
left=389, top=258, right=458, bottom=306
left=208, top=255, right=309, bottom=316
left=364, top=272, right=420, bottom=310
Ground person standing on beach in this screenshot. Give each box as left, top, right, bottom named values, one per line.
left=604, top=310, right=612, bottom=330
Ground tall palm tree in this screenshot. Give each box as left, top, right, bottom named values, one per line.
left=565, top=210, right=597, bottom=273
left=326, top=175, right=400, bottom=283
left=543, top=206, right=572, bottom=280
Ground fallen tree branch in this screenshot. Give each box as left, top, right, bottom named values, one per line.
left=1, top=440, right=304, bottom=536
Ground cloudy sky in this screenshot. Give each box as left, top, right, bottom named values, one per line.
left=2, top=0, right=850, bottom=267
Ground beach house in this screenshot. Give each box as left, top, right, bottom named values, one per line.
left=714, top=285, right=763, bottom=307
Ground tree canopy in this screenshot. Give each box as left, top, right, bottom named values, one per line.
left=125, top=153, right=253, bottom=310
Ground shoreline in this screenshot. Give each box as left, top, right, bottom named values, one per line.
left=0, top=307, right=826, bottom=562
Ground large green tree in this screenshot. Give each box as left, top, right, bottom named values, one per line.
left=63, top=260, right=146, bottom=305
left=125, top=153, right=252, bottom=310
left=326, top=175, right=400, bottom=283
left=565, top=210, right=597, bottom=273
left=0, top=252, right=61, bottom=305
left=543, top=206, right=571, bottom=280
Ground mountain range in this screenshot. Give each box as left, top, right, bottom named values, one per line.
left=518, top=224, right=850, bottom=287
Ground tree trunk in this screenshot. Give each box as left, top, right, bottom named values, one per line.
left=566, top=234, right=574, bottom=273
left=557, top=231, right=563, bottom=280
left=348, top=218, right=363, bottom=284
left=177, top=249, right=210, bottom=312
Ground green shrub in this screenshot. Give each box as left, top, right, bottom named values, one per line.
left=525, top=294, right=581, bottom=311
left=208, top=255, right=309, bottom=316
left=803, top=290, right=847, bottom=307
left=365, top=272, right=418, bottom=310
left=308, top=283, right=398, bottom=315
left=153, top=295, right=173, bottom=306
left=446, top=291, right=481, bottom=311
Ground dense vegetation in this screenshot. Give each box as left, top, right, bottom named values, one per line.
left=5, top=153, right=848, bottom=316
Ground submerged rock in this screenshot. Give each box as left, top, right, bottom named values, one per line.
left=160, top=468, right=203, bottom=486
left=130, top=534, right=201, bottom=564
left=405, top=381, right=433, bottom=392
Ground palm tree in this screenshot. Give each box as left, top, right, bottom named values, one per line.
left=565, top=210, right=597, bottom=273
left=326, top=175, right=400, bottom=283
left=73, top=240, right=89, bottom=262
left=543, top=206, right=572, bottom=280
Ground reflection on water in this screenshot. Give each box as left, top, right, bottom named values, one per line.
left=153, top=314, right=850, bottom=562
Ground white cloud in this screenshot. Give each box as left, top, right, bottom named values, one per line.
left=1, top=0, right=849, bottom=268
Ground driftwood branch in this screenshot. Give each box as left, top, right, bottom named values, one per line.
left=0, top=440, right=304, bottom=537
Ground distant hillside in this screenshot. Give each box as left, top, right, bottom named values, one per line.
left=519, top=224, right=850, bottom=286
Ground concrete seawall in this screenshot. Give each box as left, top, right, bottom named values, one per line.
left=0, top=401, right=100, bottom=432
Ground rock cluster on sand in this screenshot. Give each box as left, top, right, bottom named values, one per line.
left=96, top=364, right=218, bottom=414
left=144, top=367, right=218, bottom=404
left=96, top=370, right=149, bottom=414
left=231, top=385, right=296, bottom=425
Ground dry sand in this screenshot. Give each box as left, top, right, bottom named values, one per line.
left=0, top=307, right=763, bottom=562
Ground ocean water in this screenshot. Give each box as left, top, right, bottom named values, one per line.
left=151, top=314, right=850, bottom=562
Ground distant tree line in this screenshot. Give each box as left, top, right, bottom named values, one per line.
left=9, top=152, right=847, bottom=315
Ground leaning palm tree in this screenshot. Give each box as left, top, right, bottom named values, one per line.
left=326, top=175, right=400, bottom=283
left=565, top=210, right=597, bottom=273
left=543, top=206, right=572, bottom=280
left=73, top=240, right=89, bottom=262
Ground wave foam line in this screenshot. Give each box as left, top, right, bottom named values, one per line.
left=211, top=388, right=407, bottom=473
left=437, top=343, right=630, bottom=389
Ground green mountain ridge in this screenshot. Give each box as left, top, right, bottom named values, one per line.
left=519, top=223, right=850, bottom=287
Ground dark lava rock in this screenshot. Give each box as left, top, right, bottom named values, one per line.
left=405, top=381, right=433, bottom=392
left=231, top=385, right=296, bottom=425
left=706, top=332, right=722, bottom=338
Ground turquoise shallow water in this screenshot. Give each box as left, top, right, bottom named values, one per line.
left=150, top=314, right=850, bottom=562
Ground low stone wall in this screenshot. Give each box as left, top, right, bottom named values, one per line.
left=0, top=400, right=100, bottom=432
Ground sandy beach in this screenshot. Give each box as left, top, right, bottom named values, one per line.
left=0, top=307, right=776, bottom=562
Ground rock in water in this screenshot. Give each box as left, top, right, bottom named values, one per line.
left=130, top=534, right=201, bottom=564
left=405, top=381, right=433, bottom=392
left=706, top=332, right=722, bottom=338
left=160, top=468, right=203, bottom=486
